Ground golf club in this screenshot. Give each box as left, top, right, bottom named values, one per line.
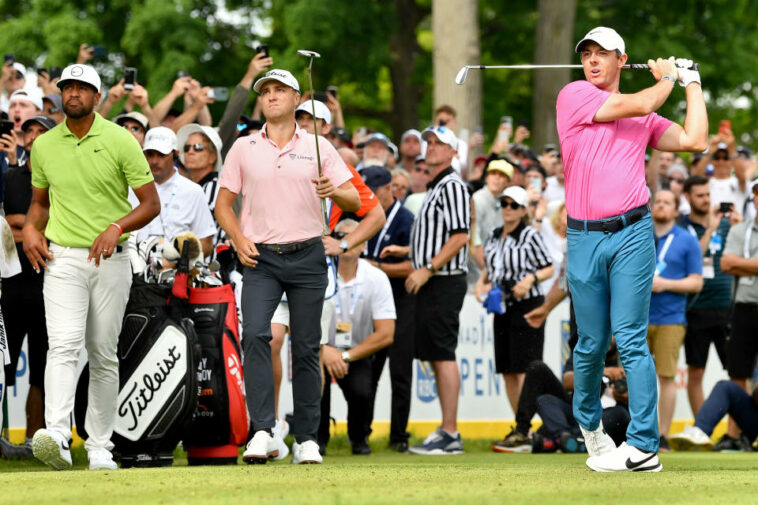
left=455, top=62, right=700, bottom=85
left=297, top=49, right=330, bottom=236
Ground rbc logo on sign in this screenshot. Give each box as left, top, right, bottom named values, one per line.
left=416, top=361, right=437, bottom=402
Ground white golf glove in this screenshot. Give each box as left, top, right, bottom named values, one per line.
left=674, top=58, right=700, bottom=88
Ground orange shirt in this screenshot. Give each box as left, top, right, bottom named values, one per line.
left=328, top=163, right=379, bottom=231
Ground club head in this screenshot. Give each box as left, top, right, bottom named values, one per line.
left=455, top=66, right=470, bottom=85
left=297, top=49, right=321, bottom=59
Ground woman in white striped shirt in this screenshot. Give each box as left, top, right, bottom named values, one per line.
left=475, top=185, right=554, bottom=447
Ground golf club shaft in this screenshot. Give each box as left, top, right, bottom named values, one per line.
left=305, top=57, right=331, bottom=236
left=463, top=63, right=698, bottom=70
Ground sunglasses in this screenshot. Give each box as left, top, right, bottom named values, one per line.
left=184, top=143, right=206, bottom=153
left=499, top=198, right=522, bottom=210
left=13, top=72, right=23, bottom=80
left=124, top=125, right=143, bottom=134
left=667, top=176, right=685, bottom=184
left=414, top=167, right=429, bottom=174
left=331, top=231, right=348, bottom=239
left=45, top=107, right=59, bottom=115
left=712, top=155, right=729, bottom=161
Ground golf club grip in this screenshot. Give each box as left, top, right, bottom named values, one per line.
left=627, top=63, right=699, bottom=71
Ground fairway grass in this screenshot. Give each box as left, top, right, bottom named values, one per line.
left=1, top=438, right=755, bottom=505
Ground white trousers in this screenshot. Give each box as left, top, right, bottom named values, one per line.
left=43, top=243, right=131, bottom=451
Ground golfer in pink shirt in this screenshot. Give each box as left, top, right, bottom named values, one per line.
left=215, top=69, right=359, bottom=465
left=555, top=27, right=707, bottom=472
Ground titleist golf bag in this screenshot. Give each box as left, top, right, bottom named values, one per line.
left=172, top=272, right=249, bottom=465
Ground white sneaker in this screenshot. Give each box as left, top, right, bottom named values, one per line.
left=668, top=425, right=713, bottom=451
left=291, top=440, right=322, bottom=464
left=243, top=430, right=279, bottom=464
left=32, top=429, right=72, bottom=470
left=88, top=448, right=118, bottom=470
left=586, top=442, right=662, bottom=472
left=271, top=420, right=290, bottom=461
left=579, top=421, right=617, bottom=457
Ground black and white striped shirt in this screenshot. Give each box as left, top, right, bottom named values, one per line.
left=483, top=223, right=552, bottom=300
left=410, top=167, right=470, bottom=273
left=199, top=171, right=224, bottom=248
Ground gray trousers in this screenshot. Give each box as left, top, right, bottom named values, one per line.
left=241, top=240, right=327, bottom=442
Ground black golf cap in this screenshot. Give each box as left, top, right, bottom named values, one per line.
left=22, top=114, right=57, bottom=132
left=361, top=165, right=392, bottom=191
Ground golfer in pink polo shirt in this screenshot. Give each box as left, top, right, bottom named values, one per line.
left=215, top=69, right=359, bottom=465
left=555, top=27, right=707, bottom=472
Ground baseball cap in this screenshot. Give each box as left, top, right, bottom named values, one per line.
left=715, top=142, right=728, bottom=152
left=487, top=159, right=514, bottom=179
left=9, top=89, right=43, bottom=110
left=12, top=62, right=26, bottom=79
left=176, top=124, right=223, bottom=172
left=115, top=111, right=149, bottom=132
left=501, top=186, right=528, bottom=207
left=400, top=129, right=422, bottom=143
left=575, top=26, right=626, bottom=55
left=143, top=127, right=177, bottom=155
left=56, top=64, right=101, bottom=92
left=295, top=100, right=331, bottom=124
left=21, top=114, right=56, bottom=132
left=364, top=132, right=392, bottom=150
left=415, top=142, right=427, bottom=163
left=421, top=126, right=458, bottom=151
left=361, top=166, right=392, bottom=191
left=253, top=69, right=300, bottom=94
left=43, top=94, right=62, bottom=112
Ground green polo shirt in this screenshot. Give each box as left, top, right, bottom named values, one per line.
left=30, top=113, right=153, bottom=247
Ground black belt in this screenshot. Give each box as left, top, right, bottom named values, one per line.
left=567, top=204, right=649, bottom=233
left=257, top=236, right=321, bottom=255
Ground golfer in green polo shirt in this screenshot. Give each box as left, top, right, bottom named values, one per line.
left=21, top=64, right=159, bottom=471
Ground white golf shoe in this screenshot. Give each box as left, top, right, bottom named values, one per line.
left=88, top=448, right=118, bottom=470
left=291, top=440, right=322, bottom=464
left=243, top=430, right=279, bottom=464
left=32, top=429, right=72, bottom=470
left=271, top=419, right=290, bottom=461
left=579, top=420, right=616, bottom=457
left=668, top=425, right=713, bottom=451
left=586, top=442, right=662, bottom=472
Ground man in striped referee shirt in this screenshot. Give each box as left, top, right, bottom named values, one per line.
left=404, top=125, right=470, bottom=455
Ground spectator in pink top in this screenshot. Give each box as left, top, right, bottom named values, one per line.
left=556, top=26, right=707, bottom=473
left=215, top=69, right=359, bottom=465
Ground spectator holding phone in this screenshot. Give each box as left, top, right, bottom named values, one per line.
left=692, top=124, right=750, bottom=215
left=0, top=58, right=28, bottom=113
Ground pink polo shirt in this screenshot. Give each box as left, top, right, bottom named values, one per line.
left=556, top=80, right=673, bottom=220
left=219, top=123, right=352, bottom=243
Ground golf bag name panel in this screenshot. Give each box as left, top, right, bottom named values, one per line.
left=185, top=285, right=249, bottom=447
left=116, top=324, right=188, bottom=441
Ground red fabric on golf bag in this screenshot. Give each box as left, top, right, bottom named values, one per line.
left=178, top=284, right=249, bottom=465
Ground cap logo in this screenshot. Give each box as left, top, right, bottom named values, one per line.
left=71, top=66, right=84, bottom=77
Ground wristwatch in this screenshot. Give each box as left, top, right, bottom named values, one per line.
left=341, top=350, right=351, bottom=363
left=425, top=262, right=437, bottom=274
left=339, top=239, right=349, bottom=253
left=660, top=74, right=676, bottom=83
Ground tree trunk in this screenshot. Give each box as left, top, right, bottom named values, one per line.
left=387, top=0, right=429, bottom=140
left=432, top=0, right=481, bottom=144
left=532, top=0, right=577, bottom=152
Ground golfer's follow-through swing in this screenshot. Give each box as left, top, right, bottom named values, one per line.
left=459, top=26, right=707, bottom=472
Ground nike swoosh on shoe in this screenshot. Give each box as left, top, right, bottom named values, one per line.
left=625, top=452, right=657, bottom=469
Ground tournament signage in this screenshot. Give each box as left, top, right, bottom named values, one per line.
left=115, top=326, right=187, bottom=441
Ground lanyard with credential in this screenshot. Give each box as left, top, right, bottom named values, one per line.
left=745, top=223, right=754, bottom=259
left=372, top=200, right=401, bottom=258
left=657, top=234, right=675, bottom=263
left=335, top=283, right=359, bottom=320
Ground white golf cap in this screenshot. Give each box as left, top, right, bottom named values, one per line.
left=401, top=129, right=422, bottom=143
left=421, top=125, right=458, bottom=151
left=176, top=124, right=223, bottom=173
left=143, top=127, right=177, bottom=155
left=575, top=26, right=626, bottom=55
left=12, top=62, right=26, bottom=78
left=295, top=100, right=331, bottom=125
left=9, top=89, right=43, bottom=110
left=115, top=111, right=149, bottom=132
left=56, top=64, right=101, bottom=92
left=501, top=186, right=528, bottom=208
left=253, top=69, right=300, bottom=94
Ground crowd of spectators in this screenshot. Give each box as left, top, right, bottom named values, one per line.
left=1, top=40, right=757, bottom=464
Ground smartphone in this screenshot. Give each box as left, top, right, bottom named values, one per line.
left=177, top=70, right=190, bottom=79
left=719, top=202, right=733, bottom=213
left=3, top=54, right=14, bottom=64
left=210, top=87, right=229, bottom=101
left=313, top=91, right=328, bottom=103
left=0, top=119, right=14, bottom=137
left=86, top=45, right=107, bottom=58
left=37, top=68, right=47, bottom=76
left=49, top=66, right=62, bottom=79
left=719, top=119, right=731, bottom=134
left=123, top=67, right=137, bottom=91
left=529, top=177, right=542, bottom=193
left=501, top=116, right=513, bottom=129
left=255, top=44, right=269, bottom=57
left=327, top=85, right=338, bottom=99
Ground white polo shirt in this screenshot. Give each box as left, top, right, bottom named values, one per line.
left=329, top=259, right=396, bottom=349
left=129, top=170, right=216, bottom=243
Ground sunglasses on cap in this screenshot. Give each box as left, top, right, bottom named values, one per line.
left=123, top=125, right=143, bottom=134
left=712, top=154, right=729, bottom=161
left=499, top=197, right=522, bottom=210
left=184, top=143, right=206, bottom=153
left=331, top=231, right=348, bottom=240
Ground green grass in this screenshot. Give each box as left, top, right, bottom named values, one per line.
left=0, top=436, right=756, bottom=505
